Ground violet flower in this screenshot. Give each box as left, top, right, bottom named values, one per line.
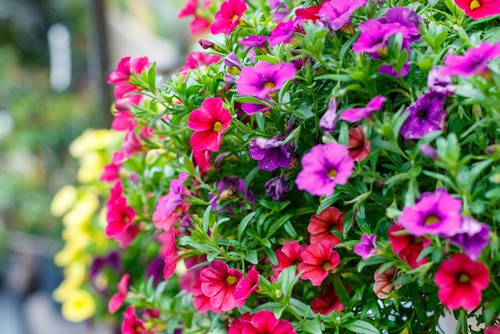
left=445, top=216, right=491, bottom=261
left=319, top=98, right=339, bottom=135
left=419, top=144, right=438, bottom=159
left=240, top=36, right=270, bottom=48
left=249, top=136, right=291, bottom=171
left=241, top=102, right=270, bottom=115
left=400, top=91, right=447, bottom=140
left=354, top=234, right=377, bottom=260
left=397, top=188, right=462, bottom=237
left=442, top=42, right=500, bottom=77
left=353, top=19, right=404, bottom=56
left=209, top=177, right=254, bottom=212
left=379, top=7, right=422, bottom=43
left=264, top=175, right=290, bottom=200
left=340, top=96, right=386, bottom=123
left=427, top=66, right=455, bottom=96
left=319, top=0, right=367, bottom=32
left=237, top=61, right=297, bottom=99
left=224, top=52, right=243, bottom=70
left=296, top=142, right=354, bottom=196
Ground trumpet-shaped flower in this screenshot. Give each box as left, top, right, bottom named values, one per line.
left=272, top=240, right=306, bottom=281
left=188, top=98, right=232, bottom=152
left=249, top=136, right=291, bottom=171
left=340, top=96, right=386, bottom=122
left=319, top=0, right=367, bottom=31
left=388, top=224, right=431, bottom=269
left=400, top=91, right=447, bottom=140
left=354, top=234, right=377, bottom=259
left=241, top=310, right=296, bottom=334
left=348, top=126, right=371, bottom=162
left=308, top=206, right=345, bottom=245
left=152, top=173, right=190, bottom=231
left=311, top=284, right=346, bottom=314
left=299, top=240, right=341, bottom=286
left=199, top=260, right=244, bottom=311
left=445, top=216, right=491, bottom=261
left=442, top=42, right=500, bottom=77
left=237, top=61, right=297, bottom=99
left=453, top=0, right=500, bottom=20
left=211, top=0, right=247, bottom=34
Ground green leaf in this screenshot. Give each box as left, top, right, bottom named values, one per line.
left=343, top=320, right=380, bottom=334
left=244, top=250, right=259, bottom=264
left=304, top=319, right=324, bottom=334
left=202, top=206, right=212, bottom=232
left=293, top=105, right=314, bottom=120
left=485, top=297, right=500, bottom=324
left=332, top=274, right=350, bottom=308
left=238, top=212, right=256, bottom=239
left=277, top=266, right=299, bottom=296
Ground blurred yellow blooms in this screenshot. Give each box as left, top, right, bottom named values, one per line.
left=77, top=151, right=106, bottom=183
left=50, top=185, right=77, bottom=217
left=63, top=193, right=99, bottom=227
left=69, top=129, right=121, bottom=158
left=61, top=289, right=96, bottom=322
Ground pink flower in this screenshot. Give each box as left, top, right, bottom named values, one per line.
left=442, top=42, right=500, bottom=77
left=272, top=241, right=306, bottom=281
left=435, top=254, right=490, bottom=310
left=228, top=313, right=254, bottom=334
left=187, top=98, right=232, bottom=152
left=299, top=240, right=341, bottom=286
left=241, top=310, right=296, bottom=334
left=108, top=56, right=150, bottom=87
left=234, top=266, right=260, bottom=301
left=237, top=61, right=297, bottom=99
left=193, top=149, right=212, bottom=172
left=121, top=306, right=150, bottom=334
left=192, top=272, right=220, bottom=313
left=485, top=323, right=500, bottom=334
left=388, top=224, right=430, bottom=269
left=179, top=51, right=221, bottom=73
left=157, top=229, right=178, bottom=282
left=308, top=206, right=345, bottom=245
left=109, top=274, right=130, bottom=313
left=211, top=0, right=247, bottom=35
left=453, top=0, right=500, bottom=20
left=105, top=181, right=139, bottom=247
left=340, top=96, right=386, bottom=122
left=373, top=266, right=402, bottom=299
left=311, top=284, right=347, bottom=314
left=199, top=260, right=244, bottom=311
left=152, top=173, right=190, bottom=231
left=178, top=0, right=211, bottom=34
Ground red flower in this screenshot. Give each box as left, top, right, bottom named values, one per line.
left=234, top=266, right=260, bottom=301
left=121, top=306, right=150, bottom=334
left=435, top=254, right=490, bottom=310
left=199, top=260, right=244, bottom=311
left=311, top=284, right=347, bottom=315
left=188, top=98, right=232, bottom=152
left=388, top=224, right=430, bottom=269
left=373, top=266, right=402, bottom=299
left=272, top=240, right=306, bottom=281
left=211, top=0, right=247, bottom=35
left=453, top=0, right=500, bottom=20
left=108, top=274, right=130, bottom=313
left=299, top=240, right=341, bottom=286
left=242, top=310, right=296, bottom=334
left=348, top=126, right=371, bottom=162
left=295, top=1, right=327, bottom=23
left=307, top=206, right=345, bottom=245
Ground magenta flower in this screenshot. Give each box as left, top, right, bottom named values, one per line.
left=237, top=61, right=297, bottom=99
left=269, top=20, right=297, bottom=48
left=121, top=306, right=148, bottom=334
left=192, top=272, right=220, bottom=313
left=318, top=0, right=367, bottom=31
left=241, top=103, right=270, bottom=115
left=240, top=36, right=270, bottom=48
left=445, top=216, right=491, bottom=261
left=353, top=19, right=403, bottom=55
left=211, top=0, right=247, bottom=35
left=180, top=51, right=221, bottom=74
left=435, top=254, right=490, bottom=310
left=427, top=67, right=455, bottom=96
left=188, top=98, right=232, bottom=152
left=272, top=240, right=305, bottom=281
left=241, top=310, right=296, bottom=334
left=354, top=234, right=377, bottom=260
left=152, top=173, right=190, bottom=231
left=340, top=96, right=386, bottom=122
left=398, top=188, right=462, bottom=237
left=178, top=0, right=211, bottom=34
left=296, top=142, right=354, bottom=196
left=234, top=266, right=260, bottom=301
left=108, top=274, right=130, bottom=313
left=105, top=181, right=139, bottom=248
left=299, top=240, right=341, bottom=286
left=269, top=0, right=291, bottom=22
left=319, top=98, right=339, bottom=135
left=442, top=42, right=500, bottom=77
left=108, top=56, right=150, bottom=88
left=249, top=136, right=291, bottom=171
left=400, top=91, right=447, bottom=140
left=454, top=0, right=500, bottom=20
left=378, top=7, right=421, bottom=43
left=199, top=260, right=244, bottom=311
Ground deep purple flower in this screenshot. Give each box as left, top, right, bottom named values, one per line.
left=264, top=175, right=290, bottom=200
left=353, top=19, right=404, bottom=56
left=400, top=91, right=447, bottom=140
left=427, top=67, right=455, bottom=96
left=319, top=98, right=339, bottom=135
left=397, top=188, right=462, bottom=237
left=319, top=0, right=367, bottom=31
left=379, top=7, right=421, bottom=43
left=240, top=36, right=270, bottom=48
left=224, top=52, right=243, bottom=69
left=340, top=96, right=386, bottom=122
left=241, top=102, right=270, bottom=115
left=90, top=252, right=121, bottom=280
left=296, top=143, right=354, bottom=196
left=237, top=61, right=297, bottom=99
left=249, top=136, right=291, bottom=171
left=442, top=42, right=500, bottom=77
left=354, top=234, right=377, bottom=260
left=445, top=216, right=491, bottom=261
left=209, top=177, right=254, bottom=212
left=146, top=257, right=165, bottom=286
left=269, top=20, right=297, bottom=48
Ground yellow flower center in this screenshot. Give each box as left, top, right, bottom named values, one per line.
left=226, top=275, right=238, bottom=285
left=377, top=46, right=388, bottom=57
left=264, top=81, right=275, bottom=89
left=328, top=168, right=338, bottom=180
left=470, top=0, right=480, bottom=10
left=458, top=273, right=470, bottom=284
left=423, top=215, right=440, bottom=226
left=232, top=14, right=239, bottom=21
left=213, top=121, right=223, bottom=132
left=323, top=262, right=331, bottom=270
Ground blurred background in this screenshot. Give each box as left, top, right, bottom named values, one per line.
left=0, top=0, right=192, bottom=332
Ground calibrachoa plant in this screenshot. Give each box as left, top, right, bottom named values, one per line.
left=54, top=0, right=500, bottom=333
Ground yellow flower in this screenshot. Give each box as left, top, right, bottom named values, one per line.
left=77, top=151, right=106, bottom=183
left=54, top=244, right=90, bottom=267
left=69, top=129, right=121, bottom=158
left=51, top=185, right=77, bottom=217
left=61, top=289, right=96, bottom=322
left=63, top=193, right=99, bottom=227
left=63, top=262, right=87, bottom=288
